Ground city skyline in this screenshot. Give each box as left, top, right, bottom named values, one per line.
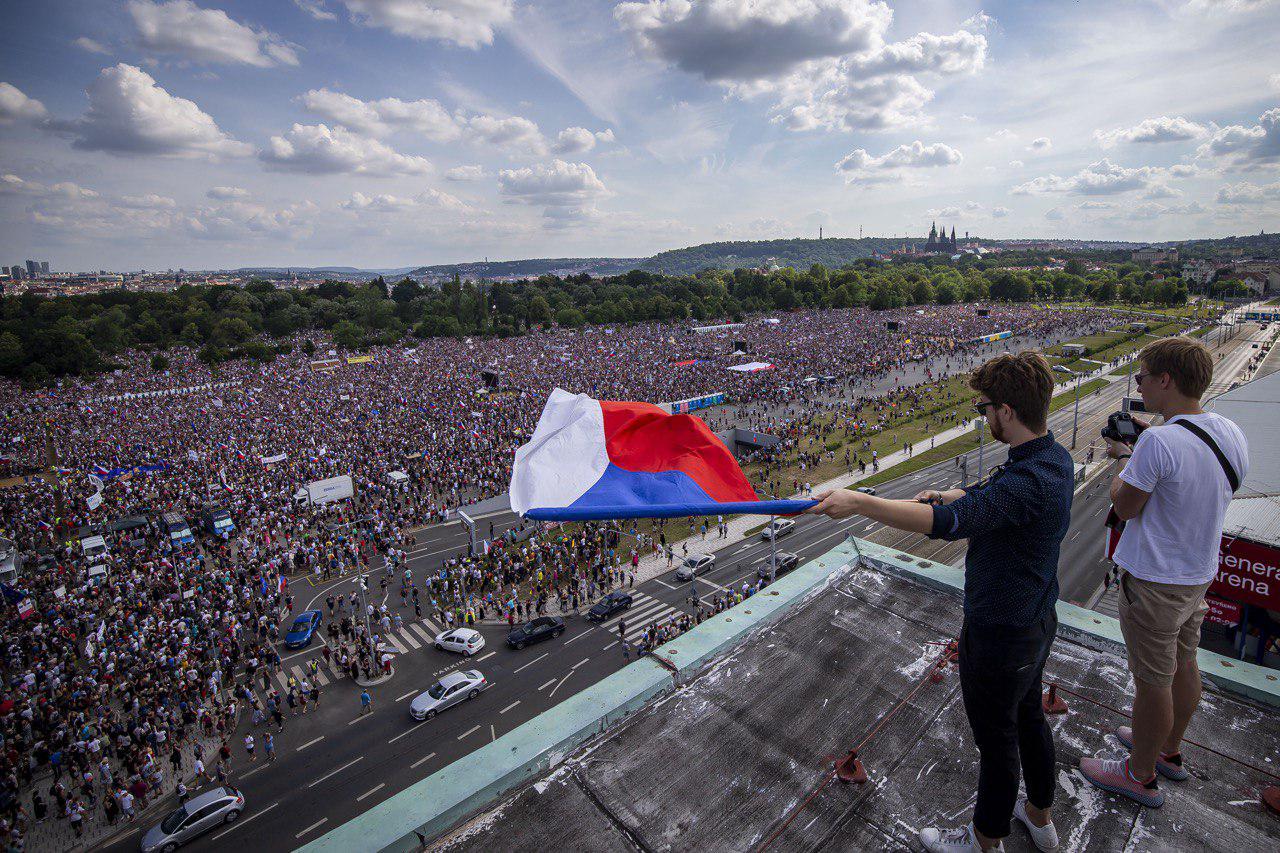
left=1, top=0, right=1278, bottom=270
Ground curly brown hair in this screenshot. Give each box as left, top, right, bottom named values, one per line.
left=968, top=351, right=1055, bottom=432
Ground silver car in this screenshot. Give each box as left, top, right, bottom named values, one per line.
left=675, top=553, right=715, bottom=581
left=141, top=786, right=244, bottom=852
left=760, top=519, right=795, bottom=540
left=409, top=669, right=487, bottom=721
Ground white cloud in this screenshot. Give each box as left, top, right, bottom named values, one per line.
left=1094, top=115, right=1209, bottom=148
left=1027, top=136, right=1052, bottom=152
left=1012, top=158, right=1162, bottom=196
left=73, top=36, right=111, bottom=55
left=1196, top=107, right=1280, bottom=169
left=552, top=126, right=615, bottom=154
left=1271, top=73, right=1280, bottom=92
left=1044, top=207, right=1065, bottom=221
left=1008, top=159, right=1024, bottom=168
left=0, top=82, right=49, bottom=124
left=445, top=164, right=486, bottom=181
left=66, top=64, right=250, bottom=158
left=1124, top=200, right=1205, bottom=220
left=206, top=186, right=248, bottom=199
left=964, top=201, right=983, bottom=211
left=1141, top=183, right=1182, bottom=199
left=991, top=206, right=1010, bottom=218
left=119, top=192, right=177, bottom=209
left=339, top=0, right=514, bottom=49
left=340, top=188, right=472, bottom=212
left=299, top=88, right=460, bottom=141
left=615, top=0, right=891, bottom=82
left=294, top=0, right=337, bottom=21
left=129, top=1, right=299, bottom=67
left=835, top=140, right=962, bottom=183
left=926, top=206, right=960, bottom=218
left=498, top=159, right=610, bottom=223
left=0, top=173, right=99, bottom=201
left=464, top=114, right=545, bottom=153
left=985, top=128, right=1016, bottom=142
left=1216, top=180, right=1280, bottom=204
left=260, top=123, right=432, bottom=175
left=1075, top=201, right=1114, bottom=210
left=618, top=1, right=987, bottom=133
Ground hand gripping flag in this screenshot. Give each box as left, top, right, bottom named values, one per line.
left=510, top=388, right=815, bottom=521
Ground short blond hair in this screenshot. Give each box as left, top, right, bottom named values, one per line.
left=1140, top=337, right=1213, bottom=399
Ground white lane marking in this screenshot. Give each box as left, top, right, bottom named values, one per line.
left=396, top=689, right=418, bottom=702
left=410, top=752, right=437, bottom=769
left=490, top=724, right=496, bottom=742
left=457, top=725, right=480, bottom=740
left=500, top=700, right=521, bottom=714
left=408, top=623, right=433, bottom=642
left=537, top=678, right=555, bottom=691
left=601, top=640, right=619, bottom=651
left=308, top=756, right=363, bottom=788
left=347, top=713, right=373, bottom=726
left=600, top=598, right=666, bottom=628
left=356, top=783, right=385, bottom=802
left=563, top=627, right=596, bottom=645
left=212, top=802, right=278, bottom=841
left=548, top=671, right=572, bottom=698
left=238, top=764, right=266, bottom=781
left=296, top=736, right=324, bottom=752
left=513, top=652, right=548, bottom=674
left=602, top=602, right=676, bottom=632
left=475, top=651, right=496, bottom=662
left=397, top=629, right=422, bottom=650
left=295, top=818, right=328, bottom=839
left=388, top=635, right=409, bottom=654
left=653, top=579, right=677, bottom=590
left=570, top=657, right=590, bottom=670
left=314, top=670, right=330, bottom=686
left=388, top=724, right=425, bottom=744
left=1069, top=530, right=1081, bottom=541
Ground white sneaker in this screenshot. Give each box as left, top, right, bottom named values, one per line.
left=1013, top=799, right=1059, bottom=851
left=919, top=823, right=1004, bottom=852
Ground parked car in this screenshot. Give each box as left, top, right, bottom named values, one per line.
left=434, top=627, right=485, bottom=656
left=587, top=590, right=633, bottom=622
left=756, top=552, right=800, bottom=582
left=409, top=670, right=487, bottom=720
left=506, top=616, right=565, bottom=649
left=283, top=610, right=322, bottom=649
left=141, top=786, right=244, bottom=852
left=856, top=486, right=877, bottom=495
left=760, top=519, right=795, bottom=541
left=675, top=553, right=715, bottom=581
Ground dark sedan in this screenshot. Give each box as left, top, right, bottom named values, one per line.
left=587, top=591, right=633, bottom=622
left=756, top=552, right=800, bottom=582
left=506, top=616, right=565, bottom=649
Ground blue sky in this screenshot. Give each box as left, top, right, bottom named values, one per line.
left=0, top=0, right=1277, bottom=271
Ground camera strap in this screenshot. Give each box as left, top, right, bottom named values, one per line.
left=1173, top=419, right=1240, bottom=493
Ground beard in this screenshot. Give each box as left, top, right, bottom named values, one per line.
left=987, top=417, right=1005, bottom=443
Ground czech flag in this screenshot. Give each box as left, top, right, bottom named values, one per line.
left=510, top=388, right=814, bottom=521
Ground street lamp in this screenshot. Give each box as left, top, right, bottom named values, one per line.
left=1053, top=365, right=1083, bottom=450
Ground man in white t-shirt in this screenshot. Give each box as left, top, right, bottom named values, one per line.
left=1081, top=337, right=1248, bottom=810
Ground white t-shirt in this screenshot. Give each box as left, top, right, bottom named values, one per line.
left=1114, top=412, right=1248, bottom=585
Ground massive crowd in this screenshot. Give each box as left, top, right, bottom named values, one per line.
left=0, top=302, right=1126, bottom=846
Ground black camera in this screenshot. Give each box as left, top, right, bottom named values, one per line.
left=1101, top=411, right=1145, bottom=444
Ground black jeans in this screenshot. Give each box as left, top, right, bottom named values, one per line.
left=958, top=611, right=1057, bottom=839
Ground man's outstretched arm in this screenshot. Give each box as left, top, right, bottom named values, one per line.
left=806, top=489, right=936, bottom=534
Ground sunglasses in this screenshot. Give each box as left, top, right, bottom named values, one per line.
left=973, top=401, right=996, bottom=416
left=1133, top=372, right=1149, bottom=385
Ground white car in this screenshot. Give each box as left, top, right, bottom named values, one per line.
left=434, top=628, right=485, bottom=656
left=760, top=519, right=796, bottom=541
left=409, top=670, right=487, bottom=721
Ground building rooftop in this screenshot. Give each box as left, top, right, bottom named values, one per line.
left=308, top=540, right=1280, bottom=853
left=1208, top=368, right=1280, bottom=496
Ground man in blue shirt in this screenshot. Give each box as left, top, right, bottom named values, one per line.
left=810, top=351, right=1074, bottom=853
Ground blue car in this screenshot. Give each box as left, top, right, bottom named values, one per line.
left=284, top=610, right=322, bottom=649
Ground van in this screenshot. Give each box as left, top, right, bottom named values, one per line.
left=385, top=470, right=409, bottom=487
left=161, top=512, right=195, bottom=548
left=80, top=534, right=109, bottom=564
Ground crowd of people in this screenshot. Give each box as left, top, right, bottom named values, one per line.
left=0, top=301, right=1128, bottom=847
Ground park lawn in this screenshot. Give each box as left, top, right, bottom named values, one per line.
left=846, top=377, right=1109, bottom=491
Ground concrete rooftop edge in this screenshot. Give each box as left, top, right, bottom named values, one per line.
left=299, top=537, right=1280, bottom=853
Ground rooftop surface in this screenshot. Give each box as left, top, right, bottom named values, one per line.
left=429, top=552, right=1280, bottom=852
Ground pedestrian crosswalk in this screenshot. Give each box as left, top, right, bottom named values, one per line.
left=598, top=590, right=684, bottom=635
left=263, top=616, right=447, bottom=693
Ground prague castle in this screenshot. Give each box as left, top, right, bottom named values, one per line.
left=924, top=222, right=958, bottom=254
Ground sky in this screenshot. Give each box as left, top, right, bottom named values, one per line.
left=0, top=0, right=1277, bottom=272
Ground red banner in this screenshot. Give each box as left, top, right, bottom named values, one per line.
left=1204, top=595, right=1242, bottom=627
left=1213, top=536, right=1280, bottom=610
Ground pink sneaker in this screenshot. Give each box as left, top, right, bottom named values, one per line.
left=1114, top=726, right=1189, bottom=781
left=1079, top=757, right=1164, bottom=808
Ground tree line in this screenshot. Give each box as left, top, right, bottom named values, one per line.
left=0, top=258, right=1192, bottom=385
